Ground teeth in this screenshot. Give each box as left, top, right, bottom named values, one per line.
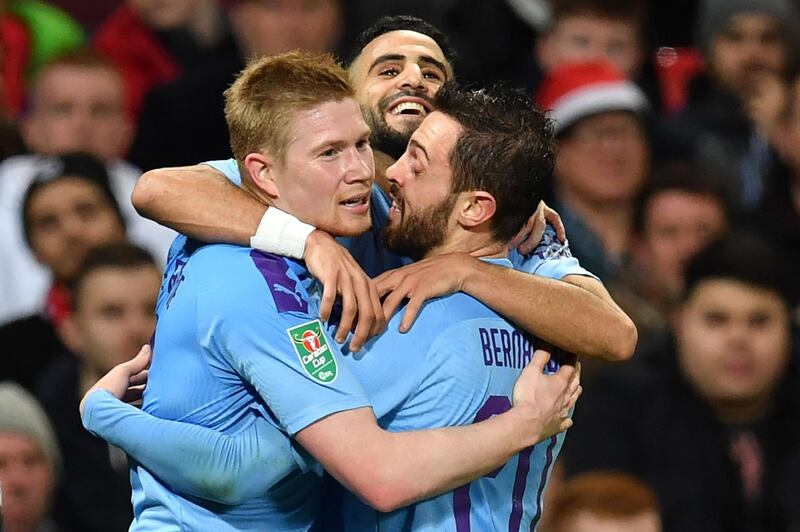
left=391, top=102, right=426, bottom=116
left=343, top=197, right=366, bottom=206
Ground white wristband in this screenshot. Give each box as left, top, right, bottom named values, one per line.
left=250, top=207, right=316, bottom=259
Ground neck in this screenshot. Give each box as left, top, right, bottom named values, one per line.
left=712, top=395, right=774, bottom=425
left=187, top=0, right=224, bottom=47
left=241, top=173, right=273, bottom=208
left=558, top=183, right=633, bottom=256
left=424, top=232, right=507, bottom=261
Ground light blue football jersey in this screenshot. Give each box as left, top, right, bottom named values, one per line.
left=85, top=258, right=565, bottom=531
left=110, top=233, right=371, bottom=531
left=332, top=257, right=564, bottom=532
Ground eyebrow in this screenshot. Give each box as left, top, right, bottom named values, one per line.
left=310, top=128, right=372, bottom=152
left=369, top=54, right=449, bottom=78
left=410, top=139, right=429, bottom=161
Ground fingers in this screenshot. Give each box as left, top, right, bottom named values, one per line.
left=368, top=281, right=386, bottom=337
left=122, top=384, right=146, bottom=404
left=374, top=269, right=400, bottom=298
left=544, top=206, right=567, bottom=243
left=125, top=345, right=152, bottom=374
left=399, top=296, right=423, bottom=333
left=509, top=215, right=535, bottom=251
left=129, top=369, right=149, bottom=387
left=335, top=273, right=357, bottom=344
left=381, top=284, right=408, bottom=323
left=530, top=349, right=552, bottom=371
left=318, top=271, right=338, bottom=322
left=349, top=276, right=376, bottom=351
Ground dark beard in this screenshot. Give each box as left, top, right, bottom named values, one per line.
left=362, top=90, right=432, bottom=160
left=382, top=194, right=457, bottom=261
left=369, top=120, right=413, bottom=160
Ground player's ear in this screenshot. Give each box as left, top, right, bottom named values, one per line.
left=458, top=191, right=496, bottom=229
left=243, top=152, right=280, bottom=198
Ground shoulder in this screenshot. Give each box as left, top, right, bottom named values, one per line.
left=201, top=158, right=241, bottom=187
left=0, top=155, right=39, bottom=200
left=190, top=246, right=312, bottom=316
left=388, top=293, right=498, bottom=352
left=419, top=292, right=494, bottom=325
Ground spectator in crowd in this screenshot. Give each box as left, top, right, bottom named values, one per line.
left=676, top=0, right=799, bottom=209
left=536, top=60, right=649, bottom=280
left=0, top=50, right=174, bottom=325
left=536, top=0, right=647, bottom=81
left=608, top=162, right=732, bottom=352
left=127, top=0, right=344, bottom=170
left=545, top=471, right=662, bottom=532
left=561, top=233, right=800, bottom=532
left=0, top=0, right=84, bottom=117
left=94, top=0, right=239, bottom=119
left=0, top=154, right=128, bottom=391
left=36, top=243, right=160, bottom=532
left=0, top=381, right=61, bottom=532
left=753, top=74, right=800, bottom=312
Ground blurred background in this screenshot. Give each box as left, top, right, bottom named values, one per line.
left=0, top=1, right=798, bottom=531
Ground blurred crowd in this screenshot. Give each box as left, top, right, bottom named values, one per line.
left=0, top=0, right=798, bottom=531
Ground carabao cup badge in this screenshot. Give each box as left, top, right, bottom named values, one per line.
left=287, top=319, right=338, bottom=384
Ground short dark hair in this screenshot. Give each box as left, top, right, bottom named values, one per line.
left=21, top=152, right=125, bottom=248
left=549, top=0, right=647, bottom=28
left=433, top=82, right=556, bottom=243
left=70, top=242, right=157, bottom=307
left=684, top=232, right=794, bottom=307
left=344, top=15, right=457, bottom=70
left=633, top=162, right=733, bottom=235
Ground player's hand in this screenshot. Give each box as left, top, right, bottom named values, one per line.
left=374, top=253, right=476, bottom=332
left=79, top=344, right=152, bottom=417
left=509, top=201, right=566, bottom=255
left=510, top=349, right=581, bottom=447
left=304, top=230, right=385, bottom=351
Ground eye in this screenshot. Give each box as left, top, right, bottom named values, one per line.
left=704, top=311, right=728, bottom=327
left=100, top=305, right=124, bottom=319
left=356, top=139, right=370, bottom=151
left=379, top=67, right=399, bottom=77
left=320, top=148, right=338, bottom=158
left=422, top=70, right=444, bottom=81
left=749, top=312, right=772, bottom=329
left=75, top=201, right=100, bottom=222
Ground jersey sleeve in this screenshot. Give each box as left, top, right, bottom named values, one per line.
left=201, top=158, right=242, bottom=186
left=509, top=225, right=598, bottom=280
left=196, top=250, right=371, bottom=435
left=81, top=390, right=310, bottom=504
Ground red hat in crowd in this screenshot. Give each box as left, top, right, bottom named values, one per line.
left=535, top=60, right=648, bottom=134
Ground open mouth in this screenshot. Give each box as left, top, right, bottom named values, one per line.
left=388, top=186, right=404, bottom=216
left=339, top=193, right=369, bottom=210
left=388, top=98, right=431, bottom=118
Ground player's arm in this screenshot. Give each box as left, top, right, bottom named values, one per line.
left=377, top=252, right=636, bottom=362
left=212, top=273, right=579, bottom=512
left=133, top=164, right=263, bottom=245
left=79, top=346, right=302, bottom=505
left=295, top=349, right=579, bottom=513
left=133, top=162, right=383, bottom=348
left=464, top=263, right=636, bottom=361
